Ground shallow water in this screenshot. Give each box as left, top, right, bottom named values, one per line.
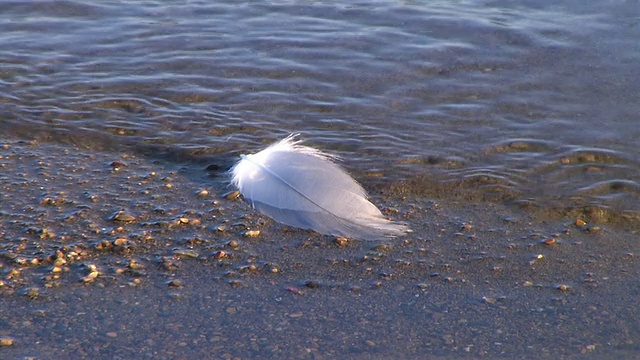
left=1, top=0, right=639, bottom=223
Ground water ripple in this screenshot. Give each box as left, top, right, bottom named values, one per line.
left=1, top=0, right=638, bottom=225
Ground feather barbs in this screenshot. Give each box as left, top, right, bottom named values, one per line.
left=230, top=134, right=408, bottom=240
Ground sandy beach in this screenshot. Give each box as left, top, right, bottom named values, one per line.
left=1, top=139, right=638, bottom=359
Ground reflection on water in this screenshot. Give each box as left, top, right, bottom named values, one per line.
left=1, top=0, right=639, bottom=224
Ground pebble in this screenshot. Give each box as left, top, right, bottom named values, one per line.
left=82, top=271, right=100, bottom=283
left=334, top=237, right=349, bottom=246
left=0, top=337, right=14, bottom=346
left=587, top=226, right=602, bottom=233
left=128, top=259, right=145, bottom=270
left=110, top=210, right=136, bottom=222
left=227, top=280, right=246, bottom=288
left=167, top=279, right=184, bottom=287
left=529, top=254, right=544, bottom=265
left=265, top=263, right=279, bottom=273
left=239, top=264, right=258, bottom=273
left=110, top=161, right=127, bottom=168
left=223, top=190, right=240, bottom=200
left=160, top=258, right=179, bottom=271
left=371, top=244, right=391, bottom=252
left=244, top=230, right=260, bottom=237
left=460, top=223, right=474, bottom=232
left=482, top=296, right=497, bottom=304
left=23, top=287, right=40, bottom=299
left=286, top=286, right=305, bottom=295
left=172, top=249, right=199, bottom=258
left=113, top=238, right=128, bottom=246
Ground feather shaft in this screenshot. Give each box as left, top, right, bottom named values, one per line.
left=230, top=134, right=408, bottom=240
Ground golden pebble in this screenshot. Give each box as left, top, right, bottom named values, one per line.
left=112, top=211, right=136, bottom=222
left=575, top=219, right=587, bottom=227
left=223, top=190, right=240, bottom=200
left=54, top=258, right=67, bottom=267
left=128, top=260, right=145, bottom=270
left=83, top=271, right=100, bottom=282
left=244, top=230, right=260, bottom=237
left=179, top=217, right=189, bottom=224
left=335, top=237, right=349, bottom=246
left=0, top=337, right=13, bottom=346
left=213, top=250, right=228, bottom=259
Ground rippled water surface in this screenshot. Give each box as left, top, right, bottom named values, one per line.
left=1, top=0, right=639, bottom=221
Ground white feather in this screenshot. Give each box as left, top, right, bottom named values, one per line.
left=230, top=134, right=408, bottom=240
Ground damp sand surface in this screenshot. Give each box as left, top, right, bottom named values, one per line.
left=1, top=140, right=639, bottom=359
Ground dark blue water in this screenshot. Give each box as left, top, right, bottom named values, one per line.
left=1, top=0, right=639, bottom=221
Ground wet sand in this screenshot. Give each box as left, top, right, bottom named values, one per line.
left=1, top=139, right=639, bottom=359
